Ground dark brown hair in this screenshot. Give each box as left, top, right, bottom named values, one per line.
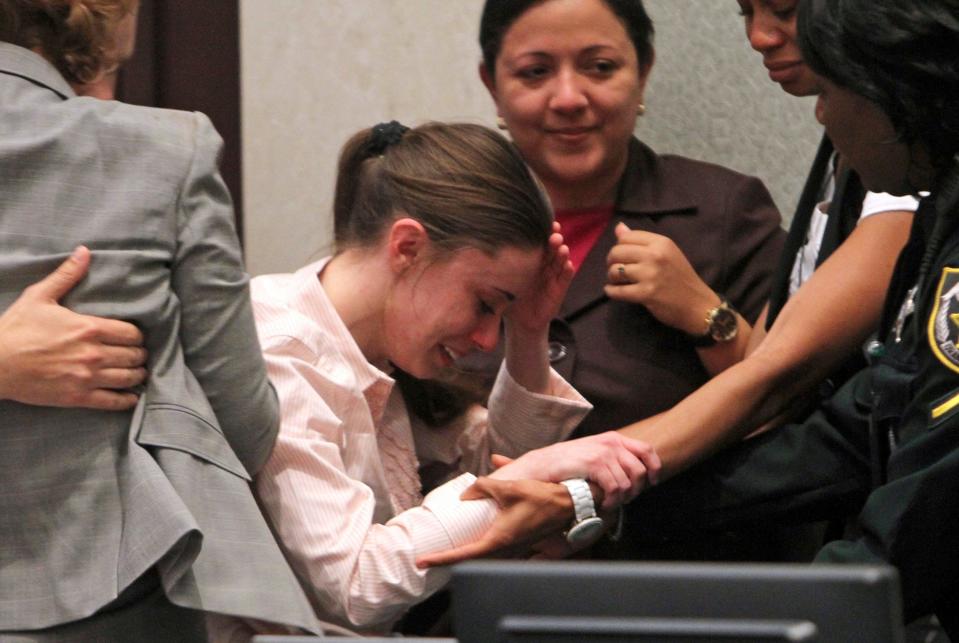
left=798, top=0, right=959, bottom=170
left=479, top=0, right=654, bottom=79
left=333, top=121, right=552, bottom=258
left=0, top=0, right=135, bottom=85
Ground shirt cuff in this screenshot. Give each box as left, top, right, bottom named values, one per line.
left=489, top=361, right=592, bottom=451
left=421, top=473, right=497, bottom=549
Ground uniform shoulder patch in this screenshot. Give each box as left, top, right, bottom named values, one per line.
left=928, top=266, right=959, bottom=373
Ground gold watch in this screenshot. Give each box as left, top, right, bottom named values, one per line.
left=690, top=295, right=738, bottom=347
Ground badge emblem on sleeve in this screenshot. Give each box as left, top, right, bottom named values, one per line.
left=929, top=267, right=959, bottom=373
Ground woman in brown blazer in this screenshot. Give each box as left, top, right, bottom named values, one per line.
left=471, top=0, right=784, bottom=446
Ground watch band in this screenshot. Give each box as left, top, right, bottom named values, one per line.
left=560, top=478, right=598, bottom=522
left=690, top=328, right=719, bottom=347
left=560, top=478, right=605, bottom=548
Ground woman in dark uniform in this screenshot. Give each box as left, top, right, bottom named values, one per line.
left=611, top=0, right=959, bottom=633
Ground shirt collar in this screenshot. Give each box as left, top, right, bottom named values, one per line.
left=293, top=258, right=396, bottom=423
left=0, top=42, right=76, bottom=100
left=615, top=137, right=698, bottom=217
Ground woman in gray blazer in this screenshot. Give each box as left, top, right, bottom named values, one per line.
left=0, top=0, right=318, bottom=639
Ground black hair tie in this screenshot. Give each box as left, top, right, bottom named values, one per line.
left=368, top=120, right=409, bottom=155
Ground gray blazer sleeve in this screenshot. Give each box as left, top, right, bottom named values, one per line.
left=171, top=112, right=279, bottom=474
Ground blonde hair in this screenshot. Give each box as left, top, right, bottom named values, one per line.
left=0, top=0, right=135, bottom=84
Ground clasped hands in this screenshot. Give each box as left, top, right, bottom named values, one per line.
left=416, top=431, right=660, bottom=568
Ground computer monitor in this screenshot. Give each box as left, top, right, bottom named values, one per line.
left=451, top=560, right=904, bottom=643
left=252, top=638, right=455, bottom=642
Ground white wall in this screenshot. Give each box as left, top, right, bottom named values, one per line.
left=241, top=0, right=821, bottom=276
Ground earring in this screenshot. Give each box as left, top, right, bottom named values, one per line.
left=636, top=103, right=646, bottom=117
left=496, top=116, right=508, bottom=130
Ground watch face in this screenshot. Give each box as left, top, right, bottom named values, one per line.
left=566, top=516, right=605, bottom=547
left=709, top=306, right=739, bottom=342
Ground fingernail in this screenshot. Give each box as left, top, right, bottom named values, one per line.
left=71, top=246, right=85, bottom=261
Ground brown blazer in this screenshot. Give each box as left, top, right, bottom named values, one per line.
left=556, top=139, right=785, bottom=437
left=456, top=139, right=784, bottom=438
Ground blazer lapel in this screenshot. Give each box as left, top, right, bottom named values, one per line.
left=561, top=219, right=617, bottom=320
left=560, top=138, right=698, bottom=321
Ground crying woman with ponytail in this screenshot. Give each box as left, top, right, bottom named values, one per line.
left=237, top=121, right=659, bottom=635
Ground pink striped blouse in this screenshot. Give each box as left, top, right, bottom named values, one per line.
left=245, top=259, right=590, bottom=634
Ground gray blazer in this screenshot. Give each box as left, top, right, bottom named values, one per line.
left=0, top=43, right=319, bottom=635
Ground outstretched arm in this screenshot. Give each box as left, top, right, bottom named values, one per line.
left=492, top=210, right=911, bottom=488
left=621, top=209, right=913, bottom=479
left=0, top=246, right=146, bottom=410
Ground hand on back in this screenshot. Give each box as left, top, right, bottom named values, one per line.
left=0, top=247, right=147, bottom=410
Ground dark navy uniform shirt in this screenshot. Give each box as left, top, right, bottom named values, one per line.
left=623, top=193, right=959, bottom=634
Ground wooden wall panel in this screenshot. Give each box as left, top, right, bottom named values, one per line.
left=117, top=0, right=244, bottom=243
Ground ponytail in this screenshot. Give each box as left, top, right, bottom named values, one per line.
left=330, top=121, right=552, bottom=257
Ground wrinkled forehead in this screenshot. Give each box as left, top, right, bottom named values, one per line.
left=443, top=245, right=546, bottom=299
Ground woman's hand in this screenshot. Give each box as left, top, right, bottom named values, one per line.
left=605, top=222, right=719, bottom=335
left=416, top=477, right=574, bottom=568
left=0, top=246, right=147, bottom=410
left=501, top=222, right=573, bottom=393
left=487, top=431, right=661, bottom=510
left=504, top=222, right=573, bottom=337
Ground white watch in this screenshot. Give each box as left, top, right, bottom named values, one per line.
left=560, top=478, right=605, bottom=547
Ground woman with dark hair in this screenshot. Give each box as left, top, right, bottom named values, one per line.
left=471, top=0, right=785, bottom=439
left=225, top=121, right=659, bottom=637
left=594, top=0, right=917, bottom=482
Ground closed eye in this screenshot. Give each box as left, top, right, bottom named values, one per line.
left=587, top=59, right=619, bottom=76
left=477, top=299, right=495, bottom=316
left=516, top=63, right=551, bottom=82
left=770, top=0, right=798, bottom=19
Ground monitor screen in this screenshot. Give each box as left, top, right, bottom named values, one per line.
left=252, top=638, right=455, bottom=643
left=498, top=614, right=817, bottom=642
left=451, top=560, right=904, bottom=643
